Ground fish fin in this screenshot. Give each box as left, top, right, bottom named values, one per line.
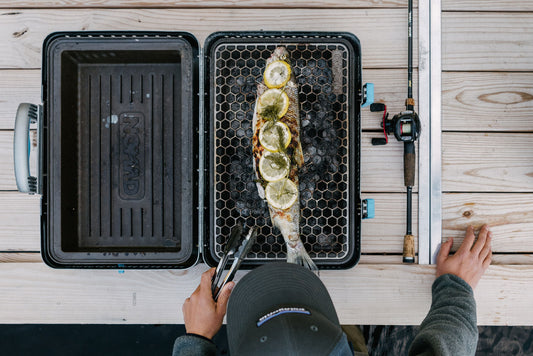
left=287, top=241, right=318, bottom=272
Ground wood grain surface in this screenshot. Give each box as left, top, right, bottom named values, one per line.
left=442, top=12, right=533, bottom=71
left=442, top=72, right=533, bottom=132
left=0, top=0, right=416, bottom=7
left=0, top=263, right=531, bottom=325
left=0, top=69, right=417, bottom=131
left=0, top=8, right=417, bottom=69
left=443, top=0, right=533, bottom=11
left=0, top=191, right=415, bottom=255
left=0, top=131, right=418, bottom=192
left=442, top=133, right=533, bottom=192
left=442, top=193, right=533, bottom=253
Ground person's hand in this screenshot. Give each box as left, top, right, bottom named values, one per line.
left=182, top=268, right=235, bottom=339
left=436, top=224, right=492, bottom=289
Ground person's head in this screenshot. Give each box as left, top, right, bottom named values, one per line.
left=227, top=262, right=343, bottom=355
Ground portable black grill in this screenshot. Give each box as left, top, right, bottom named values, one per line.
left=14, top=31, right=374, bottom=269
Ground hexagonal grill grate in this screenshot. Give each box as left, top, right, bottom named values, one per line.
left=210, top=42, right=353, bottom=263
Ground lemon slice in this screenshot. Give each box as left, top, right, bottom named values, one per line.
left=265, top=178, right=298, bottom=210
left=259, top=121, right=292, bottom=152
left=264, top=60, right=291, bottom=89
left=257, top=89, right=290, bottom=120
left=259, top=151, right=290, bottom=182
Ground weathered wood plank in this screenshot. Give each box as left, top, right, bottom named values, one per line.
left=0, top=70, right=41, bottom=130
left=0, top=263, right=530, bottom=325
left=0, top=0, right=415, bottom=8
left=443, top=12, right=533, bottom=71
left=442, top=193, right=533, bottom=253
left=0, top=9, right=417, bottom=69
left=0, top=69, right=417, bottom=131
left=0, top=253, right=42, bottom=263
left=362, top=193, right=418, bottom=254
left=0, top=131, right=415, bottom=192
left=442, top=133, right=533, bottom=192
left=3, top=252, right=531, bottom=266
left=363, top=69, right=418, bottom=130
left=0, top=193, right=40, bottom=251
left=442, top=72, right=533, bottom=132
left=361, top=132, right=418, bottom=193
left=443, top=0, right=533, bottom=11
left=356, top=255, right=531, bottom=265
left=0, top=191, right=415, bottom=254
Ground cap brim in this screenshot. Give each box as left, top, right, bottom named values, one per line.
left=227, top=262, right=339, bottom=353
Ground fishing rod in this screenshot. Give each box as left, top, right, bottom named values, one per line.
left=371, top=0, right=420, bottom=263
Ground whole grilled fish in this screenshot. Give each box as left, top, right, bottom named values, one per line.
left=252, top=47, right=317, bottom=271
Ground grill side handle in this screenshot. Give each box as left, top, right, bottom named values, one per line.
left=14, top=103, right=40, bottom=194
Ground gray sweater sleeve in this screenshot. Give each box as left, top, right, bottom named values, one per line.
left=173, top=334, right=217, bottom=356
left=408, top=274, right=478, bottom=356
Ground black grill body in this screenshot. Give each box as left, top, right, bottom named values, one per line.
left=37, top=31, right=361, bottom=269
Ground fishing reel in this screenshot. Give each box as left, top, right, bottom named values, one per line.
left=370, top=103, right=420, bottom=146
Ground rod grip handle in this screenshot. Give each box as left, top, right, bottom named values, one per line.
left=403, top=234, right=415, bottom=263
left=404, top=141, right=416, bottom=187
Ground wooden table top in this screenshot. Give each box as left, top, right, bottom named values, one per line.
left=1, top=1, right=532, bottom=325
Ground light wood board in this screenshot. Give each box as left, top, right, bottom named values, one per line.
left=0, top=191, right=415, bottom=254
left=443, top=12, right=533, bottom=71
left=0, top=8, right=417, bottom=69
left=4, top=253, right=531, bottom=266
left=442, top=72, right=533, bottom=132
left=0, top=0, right=415, bottom=8
left=442, top=193, right=533, bottom=253
left=0, top=263, right=531, bottom=325
left=443, top=0, right=533, bottom=11
left=442, top=133, right=533, bottom=192
left=0, top=69, right=418, bottom=131
left=0, top=131, right=418, bottom=192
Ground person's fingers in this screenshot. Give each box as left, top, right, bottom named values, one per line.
left=199, top=268, right=216, bottom=297
left=215, top=281, right=235, bottom=318
left=482, top=249, right=492, bottom=269
left=472, top=224, right=490, bottom=255
left=479, top=233, right=492, bottom=261
left=457, top=225, right=476, bottom=255
left=437, top=237, right=453, bottom=264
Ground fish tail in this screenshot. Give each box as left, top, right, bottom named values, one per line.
left=287, top=240, right=318, bottom=272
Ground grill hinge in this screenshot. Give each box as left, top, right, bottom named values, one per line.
left=198, top=47, right=206, bottom=264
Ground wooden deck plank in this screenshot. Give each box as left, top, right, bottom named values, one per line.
left=443, top=193, right=533, bottom=253
left=0, top=69, right=417, bottom=131
left=0, top=193, right=40, bottom=251
left=0, top=9, right=416, bottom=69
left=0, top=253, right=42, bottom=263
left=0, top=262, right=530, bottom=325
left=443, top=0, right=533, bottom=11
left=0, top=192, right=414, bottom=254
left=0, top=131, right=416, bottom=192
left=442, top=133, right=533, bottom=192
left=0, top=0, right=414, bottom=8
left=0, top=70, right=41, bottom=130
left=4, top=252, right=531, bottom=266
left=442, top=72, right=533, bottom=132
left=442, top=12, right=533, bottom=71
left=361, top=193, right=418, bottom=254
left=361, top=132, right=418, bottom=193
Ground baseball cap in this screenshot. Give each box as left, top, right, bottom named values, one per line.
left=227, top=262, right=344, bottom=355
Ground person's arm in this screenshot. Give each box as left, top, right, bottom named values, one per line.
left=173, top=268, right=234, bottom=356
left=409, top=225, right=492, bottom=356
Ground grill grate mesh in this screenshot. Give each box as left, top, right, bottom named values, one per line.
left=211, top=43, right=351, bottom=261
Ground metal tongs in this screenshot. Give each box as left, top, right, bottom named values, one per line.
left=211, top=225, right=257, bottom=301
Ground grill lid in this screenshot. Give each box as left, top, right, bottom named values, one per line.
left=40, top=32, right=199, bottom=268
